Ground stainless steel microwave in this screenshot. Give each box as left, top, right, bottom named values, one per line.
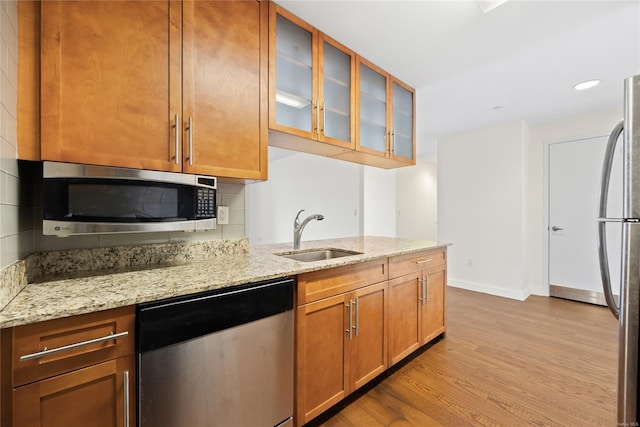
left=42, top=162, right=216, bottom=237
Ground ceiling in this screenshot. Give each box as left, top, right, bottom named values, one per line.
left=275, top=0, right=640, bottom=162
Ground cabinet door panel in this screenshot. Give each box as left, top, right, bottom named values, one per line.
left=318, top=35, right=355, bottom=147
left=270, top=7, right=317, bottom=138
left=422, top=268, right=446, bottom=344
left=41, top=0, right=181, bottom=172
left=388, top=273, right=421, bottom=366
left=357, top=59, right=388, bottom=155
left=349, top=282, right=387, bottom=392
left=391, top=80, right=415, bottom=163
left=183, top=0, right=267, bottom=179
left=13, top=356, right=135, bottom=427
left=296, top=295, right=346, bottom=424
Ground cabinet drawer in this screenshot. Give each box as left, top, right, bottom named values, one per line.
left=12, top=306, right=134, bottom=387
left=389, top=248, right=446, bottom=279
left=297, top=259, right=388, bottom=305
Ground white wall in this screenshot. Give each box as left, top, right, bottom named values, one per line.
left=438, top=109, right=623, bottom=301
left=396, top=159, right=438, bottom=240
left=246, top=147, right=399, bottom=245
left=362, top=165, right=396, bottom=237
left=246, top=147, right=362, bottom=245
left=438, top=120, right=530, bottom=300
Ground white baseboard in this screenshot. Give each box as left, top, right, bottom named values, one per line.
left=447, top=279, right=530, bottom=301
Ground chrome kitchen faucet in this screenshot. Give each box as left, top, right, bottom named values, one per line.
left=293, top=209, right=324, bottom=250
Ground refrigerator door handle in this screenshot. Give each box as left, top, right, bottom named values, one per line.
left=598, top=120, right=624, bottom=319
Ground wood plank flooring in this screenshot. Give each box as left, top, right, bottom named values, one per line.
left=309, top=287, right=618, bottom=427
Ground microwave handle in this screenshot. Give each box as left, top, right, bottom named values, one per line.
left=43, top=219, right=217, bottom=236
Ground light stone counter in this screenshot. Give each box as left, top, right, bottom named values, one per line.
left=0, top=236, right=448, bottom=329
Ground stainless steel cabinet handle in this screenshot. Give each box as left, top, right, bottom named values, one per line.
left=424, top=275, right=429, bottom=305
left=419, top=277, right=425, bottom=303
left=321, top=102, right=326, bottom=135
left=551, top=226, right=564, bottom=231
left=391, top=128, right=396, bottom=155
left=354, top=297, right=359, bottom=337
left=173, top=114, right=180, bottom=165
left=124, top=370, right=130, bottom=427
left=346, top=301, right=353, bottom=340
left=315, top=100, right=319, bottom=135
left=187, top=116, right=193, bottom=166
left=19, top=331, right=129, bottom=362
left=416, top=259, right=433, bottom=264
left=423, top=276, right=428, bottom=305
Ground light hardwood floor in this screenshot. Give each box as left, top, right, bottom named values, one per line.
left=311, top=287, right=618, bottom=427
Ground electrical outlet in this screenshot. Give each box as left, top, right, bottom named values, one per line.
left=465, top=258, right=473, bottom=267
left=217, top=206, right=229, bottom=225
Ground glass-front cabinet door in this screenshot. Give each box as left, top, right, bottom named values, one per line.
left=390, top=80, right=415, bottom=163
left=269, top=4, right=416, bottom=168
left=270, top=6, right=317, bottom=139
left=318, top=35, right=355, bottom=148
left=356, top=58, right=388, bottom=156
left=270, top=6, right=355, bottom=149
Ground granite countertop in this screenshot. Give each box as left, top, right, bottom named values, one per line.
left=0, top=236, right=448, bottom=329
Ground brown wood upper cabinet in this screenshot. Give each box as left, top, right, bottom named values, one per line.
left=269, top=4, right=356, bottom=155
left=38, top=0, right=268, bottom=180
left=268, top=4, right=415, bottom=169
left=335, top=57, right=416, bottom=168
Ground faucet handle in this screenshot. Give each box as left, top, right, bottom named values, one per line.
left=294, top=209, right=305, bottom=225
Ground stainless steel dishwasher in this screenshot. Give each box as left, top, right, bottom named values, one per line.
left=137, top=277, right=294, bottom=427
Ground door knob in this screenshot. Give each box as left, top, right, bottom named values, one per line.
left=551, top=226, right=564, bottom=231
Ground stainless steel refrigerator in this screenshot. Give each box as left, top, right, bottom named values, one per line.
left=599, top=73, right=640, bottom=424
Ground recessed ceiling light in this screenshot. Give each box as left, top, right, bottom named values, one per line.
left=476, top=0, right=510, bottom=13
left=574, top=80, right=601, bottom=91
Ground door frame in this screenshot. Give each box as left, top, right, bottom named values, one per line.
left=543, top=132, right=610, bottom=301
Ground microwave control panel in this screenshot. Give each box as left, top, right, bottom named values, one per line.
left=196, top=188, right=216, bottom=218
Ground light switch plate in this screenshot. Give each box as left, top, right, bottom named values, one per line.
left=217, top=206, right=229, bottom=225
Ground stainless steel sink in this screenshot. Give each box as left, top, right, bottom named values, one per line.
left=276, top=248, right=363, bottom=262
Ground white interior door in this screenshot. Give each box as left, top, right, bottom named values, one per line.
left=548, top=135, right=622, bottom=302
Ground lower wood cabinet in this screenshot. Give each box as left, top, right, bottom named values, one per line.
left=2, top=306, right=135, bottom=427
left=422, top=267, right=446, bottom=344
left=13, top=356, right=134, bottom=427
left=297, top=293, right=347, bottom=422
left=294, top=249, right=447, bottom=426
left=388, top=248, right=447, bottom=366
left=348, top=282, right=387, bottom=391
left=295, top=261, right=388, bottom=426
left=296, top=281, right=387, bottom=425
left=388, top=272, right=421, bottom=364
